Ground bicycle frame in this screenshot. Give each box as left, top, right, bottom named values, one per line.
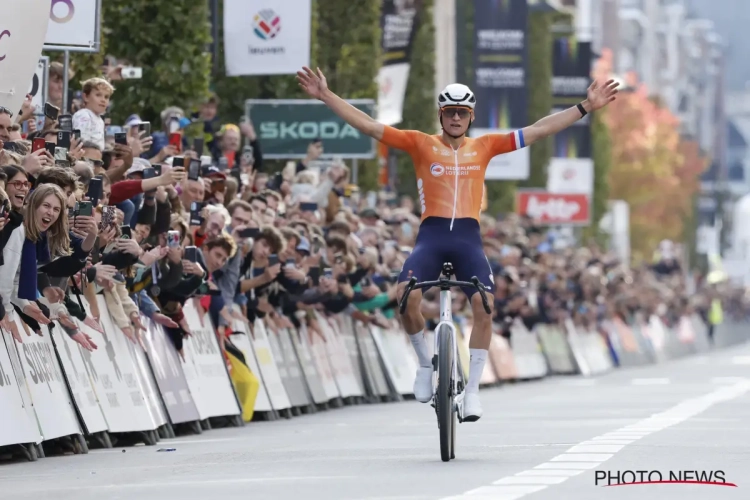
left=432, top=289, right=460, bottom=408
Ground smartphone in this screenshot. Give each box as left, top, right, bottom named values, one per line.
left=44, top=102, right=59, bottom=121
left=58, top=114, right=73, bottom=131
left=120, top=67, right=143, bottom=79
left=268, top=254, right=279, bottom=267
left=54, top=147, right=68, bottom=161
left=188, top=159, right=201, bottom=181
left=172, top=156, right=185, bottom=168
left=32, top=138, right=46, bottom=153
left=67, top=206, right=76, bottom=219
left=324, top=268, right=333, bottom=279
left=142, top=167, right=156, bottom=179
left=218, top=157, right=229, bottom=172
left=45, top=142, right=56, bottom=156
left=77, top=201, right=93, bottom=217
left=120, top=225, right=132, bottom=239
left=169, top=132, right=182, bottom=153
left=285, top=260, right=295, bottom=269
left=138, top=122, right=151, bottom=138
left=300, top=202, right=318, bottom=212
left=184, top=246, right=198, bottom=263
left=57, top=131, right=71, bottom=150
left=189, top=202, right=204, bottom=226
left=101, top=205, right=115, bottom=229
left=192, top=137, right=204, bottom=157
left=241, top=145, right=254, bottom=166
left=167, top=230, right=181, bottom=248
left=73, top=129, right=81, bottom=142
left=153, top=164, right=162, bottom=176
left=309, top=267, right=320, bottom=286
left=114, top=132, right=128, bottom=146
left=238, top=227, right=260, bottom=239
left=87, top=178, right=102, bottom=206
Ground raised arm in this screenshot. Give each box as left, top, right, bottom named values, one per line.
left=522, top=79, right=619, bottom=147
left=297, top=67, right=384, bottom=141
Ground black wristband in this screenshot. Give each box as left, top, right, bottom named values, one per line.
left=577, top=103, right=587, bottom=118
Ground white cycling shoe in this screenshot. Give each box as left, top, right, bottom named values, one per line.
left=461, top=391, right=483, bottom=422
left=413, top=366, right=433, bottom=403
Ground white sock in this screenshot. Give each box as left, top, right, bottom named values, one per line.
left=466, top=348, right=488, bottom=393
left=409, top=330, right=432, bottom=368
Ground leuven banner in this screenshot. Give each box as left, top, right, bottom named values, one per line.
left=223, top=0, right=311, bottom=76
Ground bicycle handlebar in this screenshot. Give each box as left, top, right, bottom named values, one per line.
left=398, top=276, right=492, bottom=316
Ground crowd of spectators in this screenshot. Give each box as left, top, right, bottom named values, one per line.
left=0, top=64, right=736, bottom=371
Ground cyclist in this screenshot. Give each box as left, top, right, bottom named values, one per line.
left=297, top=66, right=619, bottom=421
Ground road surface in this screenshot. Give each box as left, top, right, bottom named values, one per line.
left=2, top=341, right=749, bottom=500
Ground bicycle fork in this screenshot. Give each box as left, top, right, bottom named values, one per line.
left=431, top=289, right=464, bottom=422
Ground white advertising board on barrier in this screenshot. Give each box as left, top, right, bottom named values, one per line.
left=11, top=316, right=81, bottom=441
left=289, top=326, right=329, bottom=404
left=0, top=332, right=40, bottom=447
left=229, top=328, right=272, bottom=412
left=370, top=327, right=415, bottom=396
left=315, top=313, right=362, bottom=399
left=90, top=297, right=158, bottom=432
left=249, top=319, right=292, bottom=411
left=49, top=326, right=107, bottom=434
left=300, top=325, right=340, bottom=402
left=181, top=301, right=241, bottom=419
left=142, top=321, right=200, bottom=424
left=127, top=338, right=168, bottom=427
left=45, top=0, right=101, bottom=51
left=327, top=315, right=365, bottom=397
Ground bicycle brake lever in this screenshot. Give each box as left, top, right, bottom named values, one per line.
left=398, top=277, right=418, bottom=315
left=471, top=277, right=492, bottom=315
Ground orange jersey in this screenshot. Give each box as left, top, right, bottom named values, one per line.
left=380, top=126, right=526, bottom=222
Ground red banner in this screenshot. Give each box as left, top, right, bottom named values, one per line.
left=515, top=191, right=590, bottom=225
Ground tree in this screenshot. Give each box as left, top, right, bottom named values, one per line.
left=394, top=0, right=436, bottom=198
left=100, top=0, right=213, bottom=125
left=520, top=11, right=553, bottom=190
left=604, top=78, right=702, bottom=261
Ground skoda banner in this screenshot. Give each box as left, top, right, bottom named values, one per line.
left=376, top=0, right=421, bottom=126
left=245, top=99, right=376, bottom=159
left=473, top=0, right=528, bottom=130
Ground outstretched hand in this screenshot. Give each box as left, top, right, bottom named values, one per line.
left=296, top=66, right=329, bottom=100
left=587, top=79, right=619, bottom=111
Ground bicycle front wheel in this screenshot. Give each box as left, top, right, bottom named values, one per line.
left=436, top=324, right=454, bottom=462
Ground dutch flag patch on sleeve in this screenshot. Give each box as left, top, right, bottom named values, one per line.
left=511, top=129, right=526, bottom=150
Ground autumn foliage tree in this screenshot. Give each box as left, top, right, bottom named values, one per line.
left=594, top=49, right=707, bottom=262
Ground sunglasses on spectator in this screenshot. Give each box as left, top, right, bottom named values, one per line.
left=441, top=107, right=471, bottom=119
left=85, top=158, right=104, bottom=167
left=0, top=106, right=13, bottom=118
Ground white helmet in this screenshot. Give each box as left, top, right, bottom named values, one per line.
left=437, top=83, right=476, bottom=109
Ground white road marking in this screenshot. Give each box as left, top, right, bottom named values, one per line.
left=440, top=379, right=750, bottom=500
left=631, top=377, right=670, bottom=385
left=731, top=356, right=750, bottom=365
left=712, top=376, right=748, bottom=384
left=495, top=476, right=568, bottom=485
left=516, top=470, right=584, bottom=477
left=556, top=379, right=597, bottom=386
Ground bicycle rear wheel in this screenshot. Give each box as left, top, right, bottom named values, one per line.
left=436, top=324, right=454, bottom=462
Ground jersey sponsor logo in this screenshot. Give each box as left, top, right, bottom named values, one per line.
left=440, top=149, right=451, bottom=156
left=463, top=151, right=477, bottom=157
left=430, top=163, right=445, bottom=177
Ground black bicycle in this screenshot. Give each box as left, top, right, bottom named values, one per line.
left=399, top=262, right=491, bottom=462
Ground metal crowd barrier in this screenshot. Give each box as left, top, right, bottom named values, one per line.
left=0, top=298, right=747, bottom=462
